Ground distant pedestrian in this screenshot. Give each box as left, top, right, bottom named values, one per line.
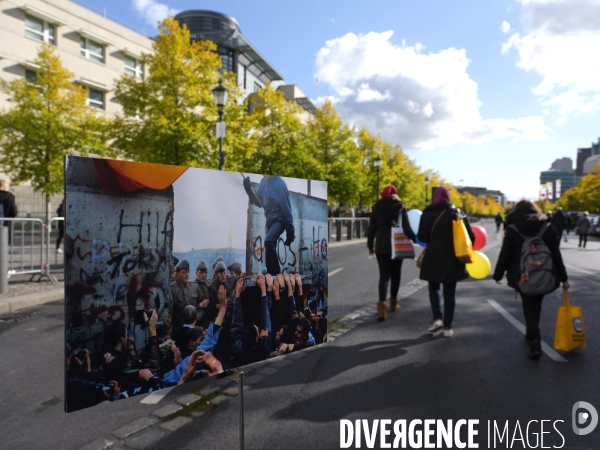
left=577, top=212, right=592, bottom=249
left=493, top=200, right=569, bottom=359
left=0, top=180, right=17, bottom=244
left=345, top=205, right=355, bottom=218
left=367, top=185, right=416, bottom=321
left=56, top=198, right=65, bottom=253
left=417, top=187, right=475, bottom=338
left=550, top=207, right=568, bottom=244
left=494, top=213, right=503, bottom=233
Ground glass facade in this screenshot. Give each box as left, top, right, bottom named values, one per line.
left=176, top=12, right=238, bottom=74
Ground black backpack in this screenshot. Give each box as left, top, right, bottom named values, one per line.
left=509, top=222, right=559, bottom=295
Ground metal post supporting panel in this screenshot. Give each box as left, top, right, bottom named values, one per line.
left=217, top=368, right=245, bottom=449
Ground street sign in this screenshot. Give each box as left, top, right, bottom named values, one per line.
left=216, top=121, right=226, bottom=138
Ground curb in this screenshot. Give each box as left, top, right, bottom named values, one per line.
left=328, top=237, right=367, bottom=248
left=0, top=287, right=64, bottom=315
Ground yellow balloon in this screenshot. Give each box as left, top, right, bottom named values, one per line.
left=466, top=251, right=491, bottom=279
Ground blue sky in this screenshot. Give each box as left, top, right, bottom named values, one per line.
left=87, top=0, right=600, bottom=201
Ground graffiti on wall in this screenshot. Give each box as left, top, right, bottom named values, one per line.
left=65, top=158, right=174, bottom=353
left=245, top=184, right=328, bottom=309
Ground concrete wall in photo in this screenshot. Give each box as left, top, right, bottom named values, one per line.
left=246, top=182, right=329, bottom=308
left=65, top=156, right=174, bottom=353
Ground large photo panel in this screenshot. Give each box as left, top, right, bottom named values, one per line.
left=64, top=156, right=328, bottom=413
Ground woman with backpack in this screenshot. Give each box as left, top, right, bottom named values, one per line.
left=367, top=185, right=416, bottom=321
left=417, top=187, right=476, bottom=338
left=493, top=200, right=569, bottom=359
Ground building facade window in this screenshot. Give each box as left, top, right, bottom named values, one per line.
left=254, top=82, right=261, bottom=93
left=87, top=88, right=104, bottom=109
left=243, top=65, right=247, bottom=90
left=80, top=37, right=104, bottom=63
left=25, top=69, right=37, bottom=81
left=124, top=55, right=144, bottom=78
left=25, top=14, right=55, bottom=45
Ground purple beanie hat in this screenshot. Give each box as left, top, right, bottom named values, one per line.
left=432, top=187, right=450, bottom=204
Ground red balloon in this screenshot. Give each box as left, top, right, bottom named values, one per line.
left=471, top=225, right=488, bottom=251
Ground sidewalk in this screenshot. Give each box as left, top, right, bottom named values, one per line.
left=0, top=271, right=64, bottom=315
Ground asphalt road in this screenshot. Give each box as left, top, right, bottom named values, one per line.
left=1, top=221, right=599, bottom=449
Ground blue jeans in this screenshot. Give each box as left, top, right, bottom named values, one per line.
left=428, top=281, right=457, bottom=329
left=265, top=220, right=285, bottom=275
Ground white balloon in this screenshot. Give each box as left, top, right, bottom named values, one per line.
left=407, top=209, right=422, bottom=233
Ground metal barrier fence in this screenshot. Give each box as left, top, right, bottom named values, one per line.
left=328, top=218, right=370, bottom=242
left=0, top=217, right=63, bottom=286
left=0, top=217, right=364, bottom=288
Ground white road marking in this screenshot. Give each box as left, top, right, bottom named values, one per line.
left=140, top=389, right=169, bottom=405
left=487, top=299, right=567, bottom=363
left=329, top=268, right=343, bottom=277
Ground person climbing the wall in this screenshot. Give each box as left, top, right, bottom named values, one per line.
left=243, top=174, right=295, bottom=276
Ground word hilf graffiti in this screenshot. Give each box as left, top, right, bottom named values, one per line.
left=66, top=209, right=173, bottom=351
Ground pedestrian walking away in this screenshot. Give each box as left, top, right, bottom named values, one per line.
left=367, top=185, right=416, bottom=321
left=576, top=212, right=592, bottom=249
left=495, top=212, right=503, bottom=233
left=417, top=186, right=476, bottom=338
left=56, top=198, right=65, bottom=253
left=492, top=200, right=569, bottom=359
left=0, top=179, right=18, bottom=244
left=550, top=206, right=568, bottom=245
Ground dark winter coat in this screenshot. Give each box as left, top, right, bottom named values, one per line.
left=577, top=216, right=592, bottom=235
left=417, top=202, right=475, bottom=283
left=367, top=196, right=416, bottom=254
left=0, top=190, right=17, bottom=218
left=170, top=281, right=198, bottom=332
left=493, top=208, right=568, bottom=292
left=550, top=210, right=567, bottom=234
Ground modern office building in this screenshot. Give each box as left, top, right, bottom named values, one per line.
left=583, top=154, right=600, bottom=174
left=550, top=157, right=574, bottom=172
left=540, top=169, right=578, bottom=200
left=0, top=1, right=315, bottom=216
left=174, top=10, right=315, bottom=116
left=581, top=138, right=600, bottom=175
left=454, top=186, right=506, bottom=207
left=0, top=0, right=154, bottom=116
left=576, top=147, right=592, bottom=176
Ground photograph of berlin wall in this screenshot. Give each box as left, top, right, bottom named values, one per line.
left=64, top=156, right=328, bottom=413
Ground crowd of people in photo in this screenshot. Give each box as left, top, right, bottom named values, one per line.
left=66, top=254, right=326, bottom=412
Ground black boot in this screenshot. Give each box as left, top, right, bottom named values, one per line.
left=528, top=340, right=542, bottom=359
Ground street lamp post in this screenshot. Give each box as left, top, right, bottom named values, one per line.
left=211, top=79, right=229, bottom=170
left=425, top=175, right=430, bottom=204
left=374, top=156, right=382, bottom=203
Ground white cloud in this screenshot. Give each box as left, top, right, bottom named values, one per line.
left=314, top=31, right=548, bottom=150
left=131, top=0, right=179, bottom=27
left=501, top=21, right=512, bottom=33
left=503, top=0, right=600, bottom=119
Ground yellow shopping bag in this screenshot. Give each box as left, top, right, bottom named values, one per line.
left=554, top=288, right=585, bottom=352
left=453, top=217, right=474, bottom=264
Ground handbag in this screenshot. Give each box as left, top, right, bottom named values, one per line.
left=554, top=288, right=585, bottom=352
left=391, top=213, right=415, bottom=260
left=416, top=210, right=446, bottom=268
left=453, top=216, right=474, bottom=264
